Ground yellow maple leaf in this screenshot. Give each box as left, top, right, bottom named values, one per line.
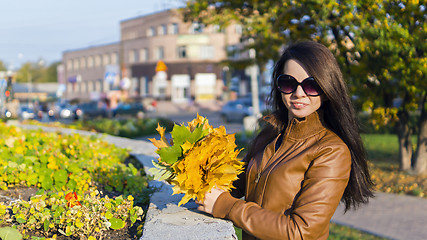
left=148, top=123, right=170, bottom=149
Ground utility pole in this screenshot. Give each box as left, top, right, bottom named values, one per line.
left=249, top=39, right=260, bottom=118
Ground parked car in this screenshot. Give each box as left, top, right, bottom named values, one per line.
left=112, top=102, right=145, bottom=118
left=220, top=98, right=267, bottom=123
left=73, top=101, right=109, bottom=120
left=55, top=103, right=75, bottom=120
left=18, top=105, right=35, bottom=120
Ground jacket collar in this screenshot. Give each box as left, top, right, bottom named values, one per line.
left=263, top=110, right=327, bottom=140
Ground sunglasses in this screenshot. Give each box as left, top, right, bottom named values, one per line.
left=276, top=74, right=323, bottom=96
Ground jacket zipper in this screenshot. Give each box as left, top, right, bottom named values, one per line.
left=255, top=172, right=261, bottom=183
left=254, top=126, right=290, bottom=185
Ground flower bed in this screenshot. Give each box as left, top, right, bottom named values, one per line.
left=0, top=122, right=150, bottom=239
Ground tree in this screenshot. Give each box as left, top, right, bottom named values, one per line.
left=0, top=60, right=7, bottom=72
left=351, top=0, right=427, bottom=174
left=184, top=0, right=427, bottom=174
left=15, top=60, right=58, bottom=83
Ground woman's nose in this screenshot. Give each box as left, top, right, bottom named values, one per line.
left=293, top=85, right=306, bottom=97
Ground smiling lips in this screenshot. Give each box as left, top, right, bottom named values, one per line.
left=291, top=102, right=308, bottom=109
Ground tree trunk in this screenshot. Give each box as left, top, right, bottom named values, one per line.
left=396, top=110, right=413, bottom=171
left=414, top=94, right=427, bottom=175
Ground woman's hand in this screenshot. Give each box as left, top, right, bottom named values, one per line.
left=196, top=187, right=226, bottom=215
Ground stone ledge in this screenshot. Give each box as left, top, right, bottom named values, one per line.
left=134, top=154, right=237, bottom=240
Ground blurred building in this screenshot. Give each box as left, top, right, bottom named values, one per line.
left=61, top=9, right=246, bottom=107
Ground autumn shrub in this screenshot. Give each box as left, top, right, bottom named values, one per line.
left=0, top=122, right=149, bottom=239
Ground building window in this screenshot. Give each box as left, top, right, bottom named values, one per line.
left=170, top=23, right=179, bottom=34
left=139, top=48, right=148, bottom=62
left=87, top=56, right=94, bottom=68
left=200, top=45, right=214, bottom=59
left=95, top=55, right=101, bottom=67
left=103, top=54, right=110, bottom=66
left=159, top=24, right=167, bottom=35
left=111, top=52, right=118, bottom=64
left=156, top=47, right=164, bottom=60
left=148, top=26, right=156, bottom=37
left=73, top=59, right=79, bottom=70
left=80, top=57, right=86, bottom=69
left=66, top=60, right=72, bottom=71
left=177, top=46, right=187, bottom=58
left=190, top=22, right=204, bottom=34
left=129, top=49, right=138, bottom=63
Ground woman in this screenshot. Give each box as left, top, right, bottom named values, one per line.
left=197, top=41, right=374, bottom=239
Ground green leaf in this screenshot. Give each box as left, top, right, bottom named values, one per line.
left=38, top=167, right=53, bottom=177
left=115, top=196, right=123, bottom=205
left=105, top=211, right=113, bottom=220
left=130, top=215, right=137, bottom=223
left=170, top=124, right=191, bottom=146
left=54, top=169, right=68, bottom=183
left=157, top=145, right=182, bottom=164
left=187, top=124, right=205, bottom=144
left=0, top=227, right=23, bottom=240
left=41, top=177, right=53, bottom=190
left=128, top=163, right=138, bottom=175
left=66, top=179, right=77, bottom=190
left=16, top=218, right=26, bottom=224
left=109, top=217, right=125, bottom=230
left=104, top=202, right=113, bottom=209
left=44, top=219, right=49, bottom=231
left=54, top=206, right=65, bottom=218
left=27, top=173, right=39, bottom=186
left=24, top=156, right=38, bottom=163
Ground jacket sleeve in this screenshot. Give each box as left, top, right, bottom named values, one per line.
left=212, top=144, right=351, bottom=240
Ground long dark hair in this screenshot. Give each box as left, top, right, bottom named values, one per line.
left=247, top=41, right=374, bottom=211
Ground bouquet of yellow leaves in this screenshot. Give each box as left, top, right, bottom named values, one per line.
left=149, top=114, right=244, bottom=206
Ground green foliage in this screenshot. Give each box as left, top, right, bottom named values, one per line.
left=358, top=112, right=419, bottom=134
left=0, top=191, right=143, bottom=239
left=329, top=222, right=387, bottom=240
left=68, top=117, right=174, bottom=138
left=0, top=60, right=7, bottom=71
left=14, top=60, right=58, bottom=83
left=0, top=123, right=150, bottom=238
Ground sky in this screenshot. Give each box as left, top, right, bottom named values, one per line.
left=0, top=0, right=186, bottom=70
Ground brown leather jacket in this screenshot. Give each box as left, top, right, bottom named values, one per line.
left=212, top=111, right=351, bottom=240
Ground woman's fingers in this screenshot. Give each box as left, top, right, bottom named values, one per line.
left=197, top=205, right=205, bottom=212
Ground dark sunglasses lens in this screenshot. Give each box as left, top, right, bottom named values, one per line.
left=301, top=78, right=322, bottom=96
left=278, top=76, right=297, bottom=93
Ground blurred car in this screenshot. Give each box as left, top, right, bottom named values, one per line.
left=18, top=106, right=35, bottom=120
left=73, top=101, right=109, bottom=120
left=220, top=98, right=267, bottom=123
left=112, top=102, right=145, bottom=118
left=53, top=102, right=75, bottom=120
